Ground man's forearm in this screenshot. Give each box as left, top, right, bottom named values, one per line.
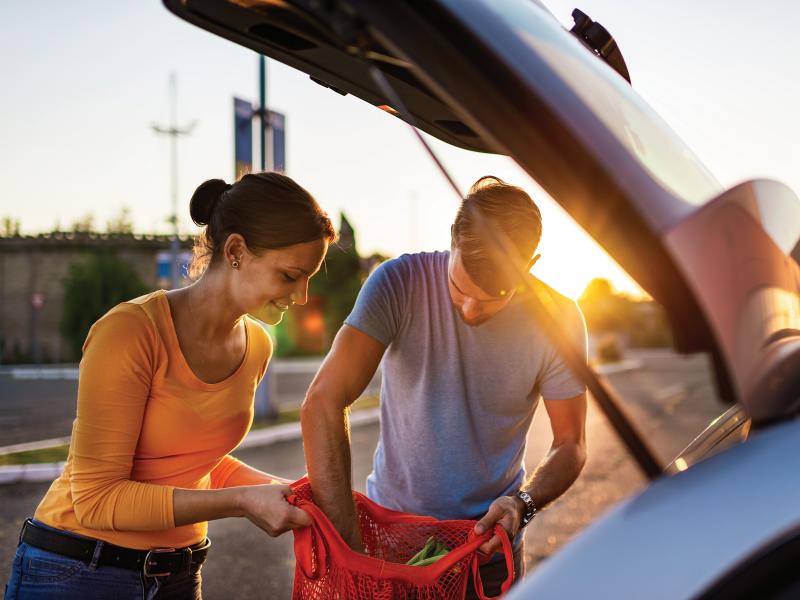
left=474, top=441, right=586, bottom=555
left=300, top=391, right=363, bottom=549
left=521, top=440, right=586, bottom=509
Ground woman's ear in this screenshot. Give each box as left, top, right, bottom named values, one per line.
left=223, top=233, right=249, bottom=267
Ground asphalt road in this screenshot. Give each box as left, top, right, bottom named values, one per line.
left=0, top=361, right=380, bottom=448
left=0, top=352, right=728, bottom=598
left=0, top=377, right=80, bottom=447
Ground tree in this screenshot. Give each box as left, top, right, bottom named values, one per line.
left=1, top=217, right=20, bottom=237
left=71, top=214, right=95, bottom=233
left=106, top=207, right=134, bottom=234
left=578, top=278, right=628, bottom=332
left=60, top=254, right=149, bottom=358
left=309, top=245, right=364, bottom=347
left=578, top=277, right=673, bottom=349
left=308, top=214, right=365, bottom=349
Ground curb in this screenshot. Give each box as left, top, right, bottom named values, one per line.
left=0, top=408, right=381, bottom=485
left=0, top=358, right=339, bottom=380
left=594, top=359, right=643, bottom=375
left=0, top=437, right=72, bottom=455
left=0, top=461, right=66, bottom=485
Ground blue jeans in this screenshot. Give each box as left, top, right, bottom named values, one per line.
left=4, top=521, right=202, bottom=600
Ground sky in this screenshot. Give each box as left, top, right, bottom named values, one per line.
left=1, top=1, right=799, bottom=300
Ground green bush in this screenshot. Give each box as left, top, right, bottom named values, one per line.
left=597, top=334, right=624, bottom=364
left=310, top=247, right=363, bottom=346
left=579, top=278, right=673, bottom=350
left=60, top=253, right=149, bottom=359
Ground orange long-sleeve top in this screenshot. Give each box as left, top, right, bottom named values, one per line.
left=35, top=290, right=276, bottom=550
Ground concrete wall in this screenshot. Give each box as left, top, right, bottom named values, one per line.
left=0, top=233, right=193, bottom=363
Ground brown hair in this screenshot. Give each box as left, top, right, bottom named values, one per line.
left=451, top=176, right=542, bottom=296
left=188, top=172, right=337, bottom=278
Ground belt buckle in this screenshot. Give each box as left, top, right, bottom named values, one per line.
left=19, top=519, right=32, bottom=544
left=143, top=547, right=185, bottom=577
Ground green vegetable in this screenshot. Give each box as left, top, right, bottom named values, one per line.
left=406, top=537, right=437, bottom=565
left=406, top=537, right=450, bottom=566
left=413, top=555, right=446, bottom=567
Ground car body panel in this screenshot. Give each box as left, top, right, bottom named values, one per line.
left=162, top=0, right=491, bottom=152
left=507, top=418, right=800, bottom=600
left=665, top=179, right=800, bottom=421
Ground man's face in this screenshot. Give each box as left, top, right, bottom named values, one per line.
left=447, top=248, right=516, bottom=327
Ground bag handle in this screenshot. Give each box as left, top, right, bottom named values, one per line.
left=290, top=494, right=498, bottom=585
left=289, top=496, right=329, bottom=580
left=470, top=525, right=515, bottom=600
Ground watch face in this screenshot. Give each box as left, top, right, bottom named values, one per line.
left=517, top=491, right=536, bottom=525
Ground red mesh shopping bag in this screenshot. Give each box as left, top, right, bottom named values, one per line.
left=288, top=477, right=514, bottom=600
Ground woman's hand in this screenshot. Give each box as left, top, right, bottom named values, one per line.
left=236, top=483, right=312, bottom=536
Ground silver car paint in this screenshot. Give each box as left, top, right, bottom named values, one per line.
left=508, top=418, right=800, bottom=599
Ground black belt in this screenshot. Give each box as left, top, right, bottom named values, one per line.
left=20, top=519, right=210, bottom=577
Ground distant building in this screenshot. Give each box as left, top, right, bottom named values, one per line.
left=0, top=232, right=192, bottom=363
left=0, top=214, right=372, bottom=364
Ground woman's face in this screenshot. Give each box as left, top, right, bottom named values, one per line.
left=232, top=238, right=328, bottom=326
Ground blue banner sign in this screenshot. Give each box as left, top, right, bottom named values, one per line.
left=234, top=97, right=253, bottom=179
left=268, top=110, right=286, bottom=173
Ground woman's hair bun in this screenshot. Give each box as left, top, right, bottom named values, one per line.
left=189, top=179, right=231, bottom=226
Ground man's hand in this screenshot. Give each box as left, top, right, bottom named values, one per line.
left=474, top=495, right=525, bottom=555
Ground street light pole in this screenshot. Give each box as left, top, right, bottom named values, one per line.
left=152, top=72, right=196, bottom=289
left=254, top=54, right=280, bottom=420
left=259, top=55, right=268, bottom=172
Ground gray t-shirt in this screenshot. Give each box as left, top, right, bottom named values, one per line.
left=345, top=251, right=587, bottom=520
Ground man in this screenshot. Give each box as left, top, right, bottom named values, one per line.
left=301, top=176, right=588, bottom=596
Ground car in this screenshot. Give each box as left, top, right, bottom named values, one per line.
left=163, top=1, right=800, bottom=598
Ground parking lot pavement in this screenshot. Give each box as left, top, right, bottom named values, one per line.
left=0, top=376, right=79, bottom=447
left=524, top=352, right=725, bottom=564
left=0, top=359, right=379, bottom=448
left=0, top=353, right=725, bottom=598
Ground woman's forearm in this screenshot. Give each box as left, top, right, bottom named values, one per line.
left=225, top=464, right=293, bottom=486
left=172, top=487, right=242, bottom=527
left=172, top=484, right=311, bottom=536
left=210, top=454, right=294, bottom=488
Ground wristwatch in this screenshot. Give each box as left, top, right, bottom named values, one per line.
left=515, top=490, right=537, bottom=528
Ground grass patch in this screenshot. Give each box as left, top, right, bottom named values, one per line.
left=0, top=445, right=69, bottom=466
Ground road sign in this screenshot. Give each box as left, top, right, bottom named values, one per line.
left=267, top=110, right=286, bottom=173
left=234, top=97, right=254, bottom=179
left=234, top=99, right=286, bottom=174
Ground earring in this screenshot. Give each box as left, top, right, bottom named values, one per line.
left=231, top=260, right=240, bottom=269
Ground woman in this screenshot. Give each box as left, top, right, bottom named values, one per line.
left=4, top=173, right=337, bottom=599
